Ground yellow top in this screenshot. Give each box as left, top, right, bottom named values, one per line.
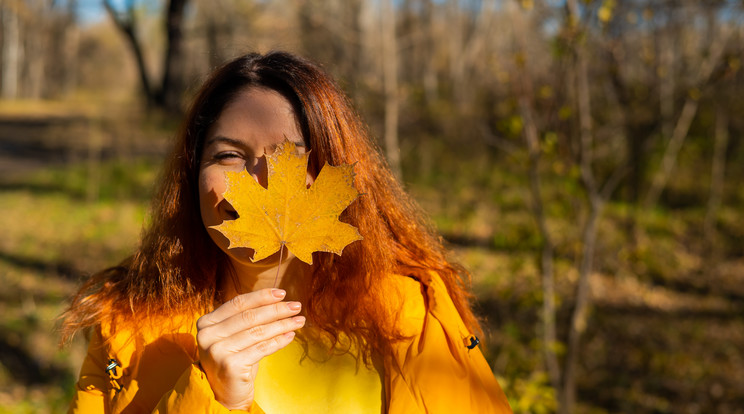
left=254, top=333, right=383, bottom=413
left=67, top=272, right=512, bottom=413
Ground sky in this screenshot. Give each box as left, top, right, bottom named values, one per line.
left=76, top=0, right=106, bottom=24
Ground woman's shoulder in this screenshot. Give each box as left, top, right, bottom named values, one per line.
left=78, top=312, right=202, bottom=412
left=380, top=271, right=465, bottom=337
left=379, top=273, right=425, bottom=320
left=94, top=311, right=199, bottom=356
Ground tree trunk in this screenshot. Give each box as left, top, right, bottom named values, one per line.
left=561, top=2, right=600, bottom=412
left=381, top=0, right=402, bottom=180
left=512, top=5, right=561, bottom=393
left=159, top=0, right=188, bottom=113
left=421, top=0, right=438, bottom=105
left=704, top=107, right=729, bottom=244
left=104, top=0, right=190, bottom=113
left=643, top=96, right=699, bottom=207
left=447, top=0, right=463, bottom=105
left=522, top=96, right=561, bottom=393
left=561, top=196, right=602, bottom=414
left=104, top=0, right=154, bottom=106
left=26, top=14, right=45, bottom=99
left=659, top=33, right=675, bottom=140
left=63, top=4, right=80, bottom=95
left=644, top=28, right=729, bottom=207
left=2, top=6, right=20, bottom=99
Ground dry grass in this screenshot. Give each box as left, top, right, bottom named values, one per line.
left=0, top=113, right=742, bottom=412
left=0, top=160, right=153, bottom=413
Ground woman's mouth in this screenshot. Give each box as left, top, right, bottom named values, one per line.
left=225, top=209, right=239, bottom=220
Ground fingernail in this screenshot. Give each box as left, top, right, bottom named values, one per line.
left=285, top=331, right=296, bottom=339
left=293, top=316, right=306, bottom=325
left=272, top=289, right=286, bottom=298
left=287, top=301, right=301, bottom=311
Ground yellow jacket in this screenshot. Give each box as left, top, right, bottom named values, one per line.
left=68, top=272, right=512, bottom=413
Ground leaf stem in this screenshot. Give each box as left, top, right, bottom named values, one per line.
left=274, top=242, right=285, bottom=288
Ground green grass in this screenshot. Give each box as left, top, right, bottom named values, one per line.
left=1, top=149, right=743, bottom=413
left=0, top=159, right=156, bottom=413
left=407, top=156, right=744, bottom=413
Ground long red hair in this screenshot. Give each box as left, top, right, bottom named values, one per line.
left=61, top=51, right=480, bottom=358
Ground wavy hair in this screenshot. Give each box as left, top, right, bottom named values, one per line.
left=61, top=51, right=480, bottom=358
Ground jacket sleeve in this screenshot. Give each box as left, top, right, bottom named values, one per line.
left=153, top=363, right=265, bottom=414
left=386, top=273, right=513, bottom=413
left=67, top=327, right=110, bottom=414
left=68, top=327, right=265, bottom=414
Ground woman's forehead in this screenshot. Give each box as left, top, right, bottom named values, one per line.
left=202, top=89, right=303, bottom=149
left=222, top=88, right=296, bottom=120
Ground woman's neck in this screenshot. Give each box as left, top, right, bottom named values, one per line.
left=221, top=249, right=311, bottom=302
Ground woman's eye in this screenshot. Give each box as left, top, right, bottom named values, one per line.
left=214, top=152, right=241, bottom=161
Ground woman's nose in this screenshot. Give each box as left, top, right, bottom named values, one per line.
left=248, top=156, right=269, bottom=189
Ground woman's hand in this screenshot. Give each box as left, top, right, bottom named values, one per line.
left=196, top=288, right=305, bottom=410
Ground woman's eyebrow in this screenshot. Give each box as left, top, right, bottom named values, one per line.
left=204, top=135, right=245, bottom=148
left=268, top=139, right=306, bottom=150
left=279, top=135, right=306, bottom=148
left=205, top=136, right=306, bottom=149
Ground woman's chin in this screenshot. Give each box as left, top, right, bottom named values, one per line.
left=227, top=247, right=288, bottom=268
left=206, top=229, right=294, bottom=268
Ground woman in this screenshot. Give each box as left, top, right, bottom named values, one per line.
left=62, top=51, right=512, bottom=413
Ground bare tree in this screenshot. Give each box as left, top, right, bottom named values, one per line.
left=1, top=0, right=77, bottom=99
left=560, top=2, right=625, bottom=412
left=643, top=24, right=730, bottom=208
left=448, top=0, right=496, bottom=108
left=704, top=106, right=729, bottom=244
left=1, top=1, right=22, bottom=99
left=659, top=31, right=676, bottom=141
left=508, top=1, right=562, bottom=395
left=381, top=0, right=402, bottom=179
left=104, top=0, right=190, bottom=113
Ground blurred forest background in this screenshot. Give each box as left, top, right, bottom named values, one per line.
left=0, top=0, right=743, bottom=413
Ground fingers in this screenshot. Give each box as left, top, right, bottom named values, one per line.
left=196, top=288, right=304, bottom=355
left=208, top=315, right=306, bottom=357
left=197, top=302, right=302, bottom=348
left=198, top=300, right=302, bottom=347
left=195, top=290, right=304, bottom=411
left=218, top=331, right=297, bottom=378
left=198, top=288, right=286, bottom=329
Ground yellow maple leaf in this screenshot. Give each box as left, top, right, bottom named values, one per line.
left=211, top=141, right=362, bottom=265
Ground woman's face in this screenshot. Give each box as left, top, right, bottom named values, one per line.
left=198, top=87, right=310, bottom=265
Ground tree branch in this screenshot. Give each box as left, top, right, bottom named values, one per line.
left=643, top=27, right=730, bottom=208
left=103, top=0, right=154, bottom=104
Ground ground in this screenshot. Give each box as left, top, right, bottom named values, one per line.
left=0, top=107, right=742, bottom=413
